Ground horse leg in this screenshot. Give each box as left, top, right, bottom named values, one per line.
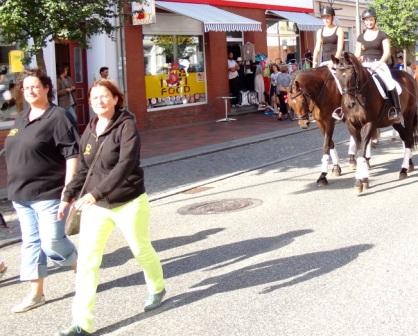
left=328, top=122, right=342, bottom=177
left=355, top=124, right=374, bottom=193
left=348, top=136, right=357, bottom=170
left=393, top=123, right=414, bottom=179
left=365, top=141, right=372, bottom=169
left=317, top=122, right=330, bottom=186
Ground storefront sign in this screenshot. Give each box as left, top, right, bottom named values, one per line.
left=145, top=63, right=206, bottom=109
left=8, top=50, right=24, bottom=73
left=132, top=1, right=156, bottom=25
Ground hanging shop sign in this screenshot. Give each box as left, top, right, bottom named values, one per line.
left=132, top=0, right=156, bottom=25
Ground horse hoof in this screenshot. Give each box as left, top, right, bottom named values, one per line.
left=354, top=179, right=363, bottom=193
left=332, top=165, right=342, bottom=177
left=399, top=168, right=408, bottom=180
left=408, top=164, right=414, bottom=173
left=316, top=177, right=328, bottom=186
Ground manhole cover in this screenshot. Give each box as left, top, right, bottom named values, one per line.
left=178, top=198, right=262, bottom=215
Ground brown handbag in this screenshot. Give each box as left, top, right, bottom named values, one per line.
left=64, top=138, right=107, bottom=236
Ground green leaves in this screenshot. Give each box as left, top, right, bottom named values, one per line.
left=0, top=0, right=125, bottom=65
left=372, top=0, right=418, bottom=49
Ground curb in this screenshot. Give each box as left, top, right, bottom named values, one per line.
left=142, top=123, right=318, bottom=167
left=0, top=123, right=321, bottom=248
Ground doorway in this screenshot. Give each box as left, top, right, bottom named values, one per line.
left=55, top=42, right=89, bottom=129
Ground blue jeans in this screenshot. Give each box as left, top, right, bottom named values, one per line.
left=13, top=199, right=77, bottom=281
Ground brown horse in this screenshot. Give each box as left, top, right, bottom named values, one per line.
left=288, top=66, right=345, bottom=186
left=333, top=52, right=417, bottom=193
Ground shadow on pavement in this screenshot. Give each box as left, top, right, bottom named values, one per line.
left=101, top=228, right=225, bottom=269
left=95, top=243, right=372, bottom=335
left=97, top=229, right=313, bottom=293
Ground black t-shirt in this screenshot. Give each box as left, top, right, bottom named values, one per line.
left=357, top=30, right=388, bottom=61
left=5, top=104, right=79, bottom=201
left=322, top=27, right=339, bottom=62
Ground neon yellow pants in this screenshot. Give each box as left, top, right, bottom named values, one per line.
left=72, top=193, right=164, bottom=333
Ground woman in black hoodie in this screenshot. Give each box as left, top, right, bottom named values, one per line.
left=56, top=80, right=165, bottom=336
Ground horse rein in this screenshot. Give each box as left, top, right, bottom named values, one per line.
left=289, top=88, right=312, bottom=121
left=289, top=70, right=332, bottom=121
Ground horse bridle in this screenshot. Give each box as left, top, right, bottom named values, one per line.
left=338, top=64, right=368, bottom=109
left=289, top=89, right=312, bottom=121
left=339, top=64, right=360, bottom=95
left=289, top=70, right=331, bottom=121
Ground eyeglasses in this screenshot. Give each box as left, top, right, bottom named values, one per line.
left=22, top=85, right=43, bottom=92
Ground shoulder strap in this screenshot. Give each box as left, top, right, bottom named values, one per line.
left=78, top=137, right=108, bottom=198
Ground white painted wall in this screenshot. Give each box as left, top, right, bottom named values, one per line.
left=87, top=33, right=119, bottom=87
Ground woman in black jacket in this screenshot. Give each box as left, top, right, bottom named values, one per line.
left=56, top=80, right=165, bottom=336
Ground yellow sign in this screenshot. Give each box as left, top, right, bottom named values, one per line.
left=145, top=72, right=206, bottom=99
left=9, top=50, right=24, bottom=73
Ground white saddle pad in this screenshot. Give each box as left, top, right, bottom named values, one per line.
left=370, top=73, right=402, bottom=99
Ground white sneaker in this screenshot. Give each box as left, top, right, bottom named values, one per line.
left=12, top=294, right=45, bottom=313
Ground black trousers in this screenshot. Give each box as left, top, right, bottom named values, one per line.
left=229, top=77, right=240, bottom=105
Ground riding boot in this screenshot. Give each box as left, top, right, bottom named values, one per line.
left=388, top=89, right=401, bottom=120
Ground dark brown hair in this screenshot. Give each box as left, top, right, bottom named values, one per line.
left=88, top=79, right=124, bottom=110
left=19, top=68, right=55, bottom=102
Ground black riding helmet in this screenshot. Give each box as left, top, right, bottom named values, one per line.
left=361, top=8, right=377, bottom=20
left=320, top=6, right=335, bottom=17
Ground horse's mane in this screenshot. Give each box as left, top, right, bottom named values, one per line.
left=293, top=67, right=330, bottom=95
left=343, top=52, right=370, bottom=85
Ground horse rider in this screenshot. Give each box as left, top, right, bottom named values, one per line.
left=312, top=6, right=344, bottom=68
left=355, top=8, right=401, bottom=121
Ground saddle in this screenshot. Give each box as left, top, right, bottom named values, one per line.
left=368, top=70, right=402, bottom=99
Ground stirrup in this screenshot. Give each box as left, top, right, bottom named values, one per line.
left=332, top=107, right=344, bottom=120
left=388, top=107, right=400, bottom=121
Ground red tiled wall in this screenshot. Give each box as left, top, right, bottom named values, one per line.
left=221, top=7, right=268, bottom=54
left=124, top=24, right=229, bottom=129
left=124, top=24, right=148, bottom=130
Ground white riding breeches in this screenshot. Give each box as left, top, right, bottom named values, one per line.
left=363, top=61, right=396, bottom=91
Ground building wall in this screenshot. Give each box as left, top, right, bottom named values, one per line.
left=123, top=6, right=316, bottom=130
left=124, top=24, right=229, bottom=130
left=221, top=7, right=268, bottom=54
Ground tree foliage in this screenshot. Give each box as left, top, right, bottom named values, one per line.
left=372, top=0, right=418, bottom=50
left=0, top=0, right=128, bottom=69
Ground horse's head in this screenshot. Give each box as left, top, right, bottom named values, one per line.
left=334, top=52, right=361, bottom=110
left=288, top=80, right=311, bottom=129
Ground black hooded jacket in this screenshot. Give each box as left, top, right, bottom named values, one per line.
left=63, top=108, right=145, bottom=206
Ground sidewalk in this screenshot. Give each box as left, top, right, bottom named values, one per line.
left=0, top=111, right=303, bottom=247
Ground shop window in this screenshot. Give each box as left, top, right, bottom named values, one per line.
left=0, top=45, right=19, bottom=125
left=143, top=34, right=206, bottom=110
left=343, top=30, right=350, bottom=52
left=267, top=20, right=298, bottom=64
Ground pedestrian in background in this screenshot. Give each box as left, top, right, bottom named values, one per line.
left=276, top=65, right=292, bottom=120
left=56, top=79, right=165, bottom=336
left=99, top=66, right=109, bottom=80
left=5, top=69, right=79, bottom=313
left=57, top=65, right=77, bottom=124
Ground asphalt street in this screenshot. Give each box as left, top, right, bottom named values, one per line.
left=1, top=126, right=417, bottom=336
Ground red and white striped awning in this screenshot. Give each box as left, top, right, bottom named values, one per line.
left=156, top=1, right=262, bottom=32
